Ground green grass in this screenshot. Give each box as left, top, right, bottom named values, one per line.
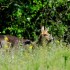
left=0, top=41, right=70, bottom=70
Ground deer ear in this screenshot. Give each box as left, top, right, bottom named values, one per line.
left=45, top=27, right=49, bottom=32
left=41, top=26, right=44, bottom=33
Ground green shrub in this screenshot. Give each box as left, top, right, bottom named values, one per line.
left=0, top=0, right=70, bottom=43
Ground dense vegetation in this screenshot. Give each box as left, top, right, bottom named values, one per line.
left=0, top=1, right=70, bottom=70
left=0, top=41, right=70, bottom=70
left=0, top=0, right=70, bottom=43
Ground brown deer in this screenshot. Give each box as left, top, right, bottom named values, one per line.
left=32, top=26, right=53, bottom=47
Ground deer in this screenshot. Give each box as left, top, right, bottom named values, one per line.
left=32, top=26, right=53, bottom=47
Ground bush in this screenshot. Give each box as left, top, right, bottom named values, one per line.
left=0, top=0, right=70, bottom=43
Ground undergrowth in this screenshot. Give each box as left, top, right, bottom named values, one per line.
left=0, top=41, right=70, bottom=70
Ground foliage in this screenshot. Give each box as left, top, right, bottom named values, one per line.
left=0, top=0, right=70, bottom=42
left=0, top=41, right=70, bottom=70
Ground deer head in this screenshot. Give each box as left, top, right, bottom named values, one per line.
left=38, top=26, right=53, bottom=45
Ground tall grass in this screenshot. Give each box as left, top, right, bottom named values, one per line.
left=0, top=41, right=70, bottom=70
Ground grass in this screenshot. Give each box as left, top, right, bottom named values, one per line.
left=0, top=41, right=70, bottom=70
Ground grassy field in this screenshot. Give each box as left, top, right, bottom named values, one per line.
left=0, top=41, right=70, bottom=70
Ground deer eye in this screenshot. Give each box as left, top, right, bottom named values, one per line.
left=44, top=34, right=48, bottom=36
